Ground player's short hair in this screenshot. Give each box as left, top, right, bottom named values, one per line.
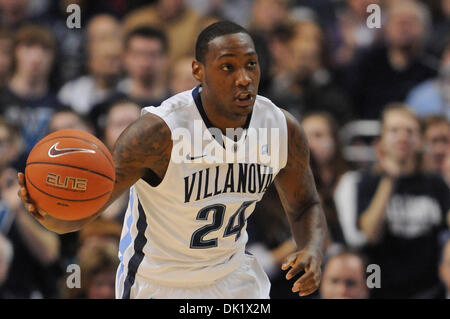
left=195, top=21, right=252, bottom=63
left=124, top=26, right=168, bottom=53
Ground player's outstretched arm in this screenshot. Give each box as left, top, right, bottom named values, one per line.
left=274, top=109, right=328, bottom=297
left=17, top=113, right=172, bottom=234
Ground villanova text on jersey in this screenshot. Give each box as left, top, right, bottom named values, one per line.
left=184, top=163, right=274, bottom=203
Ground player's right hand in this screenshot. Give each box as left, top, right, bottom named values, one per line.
left=17, top=172, right=44, bottom=221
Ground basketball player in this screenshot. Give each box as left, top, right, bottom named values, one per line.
left=17, top=21, right=328, bottom=298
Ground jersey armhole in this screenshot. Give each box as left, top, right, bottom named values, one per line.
left=139, top=107, right=175, bottom=189
left=141, top=168, right=163, bottom=187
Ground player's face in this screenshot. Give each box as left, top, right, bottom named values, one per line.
left=197, top=33, right=260, bottom=119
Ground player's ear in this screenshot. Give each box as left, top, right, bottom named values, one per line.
left=192, top=60, right=204, bottom=82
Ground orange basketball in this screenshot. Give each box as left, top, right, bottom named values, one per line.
left=25, top=129, right=115, bottom=221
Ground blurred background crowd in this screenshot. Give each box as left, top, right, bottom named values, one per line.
left=0, top=0, right=449, bottom=299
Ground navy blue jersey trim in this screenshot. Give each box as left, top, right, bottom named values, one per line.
left=192, top=85, right=253, bottom=130
left=121, top=197, right=148, bottom=299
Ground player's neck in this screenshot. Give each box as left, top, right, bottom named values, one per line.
left=200, top=92, right=249, bottom=134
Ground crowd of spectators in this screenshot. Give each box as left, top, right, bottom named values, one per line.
left=0, top=0, right=448, bottom=299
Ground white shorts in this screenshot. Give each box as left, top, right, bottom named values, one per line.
left=126, top=254, right=271, bottom=299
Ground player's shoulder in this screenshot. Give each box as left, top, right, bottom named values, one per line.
left=255, top=96, right=305, bottom=148
left=125, top=90, right=190, bottom=144
left=117, top=111, right=172, bottom=159
left=142, top=89, right=194, bottom=118
left=127, top=111, right=172, bottom=144
left=255, top=94, right=281, bottom=110
left=254, top=94, right=285, bottom=119
left=141, top=88, right=198, bottom=134
left=254, top=94, right=297, bottom=127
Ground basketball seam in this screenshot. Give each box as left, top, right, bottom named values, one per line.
left=34, top=135, right=115, bottom=170
left=26, top=161, right=115, bottom=182
left=25, top=174, right=112, bottom=202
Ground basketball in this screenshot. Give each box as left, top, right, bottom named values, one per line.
left=24, top=129, right=115, bottom=221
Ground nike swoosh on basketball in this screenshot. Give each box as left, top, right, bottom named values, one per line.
left=186, top=154, right=206, bottom=160
left=48, top=142, right=96, bottom=158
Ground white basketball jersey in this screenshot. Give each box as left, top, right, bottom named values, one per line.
left=116, top=86, right=288, bottom=298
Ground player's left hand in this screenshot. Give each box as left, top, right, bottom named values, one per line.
left=281, top=246, right=323, bottom=297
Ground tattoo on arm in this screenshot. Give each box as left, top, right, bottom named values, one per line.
left=109, top=113, right=172, bottom=203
